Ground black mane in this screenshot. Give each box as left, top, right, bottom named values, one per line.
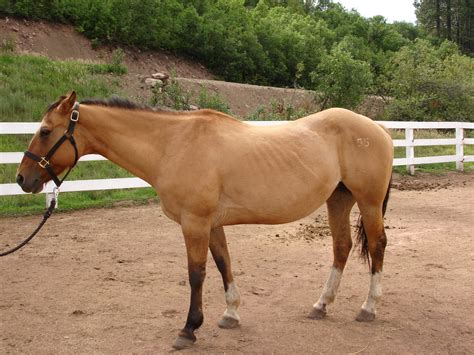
left=81, top=97, right=154, bottom=111
left=46, top=96, right=164, bottom=113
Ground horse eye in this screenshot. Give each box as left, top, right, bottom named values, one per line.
left=40, top=128, right=51, bottom=138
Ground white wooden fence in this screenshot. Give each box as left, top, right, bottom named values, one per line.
left=1, top=121, right=473, bottom=200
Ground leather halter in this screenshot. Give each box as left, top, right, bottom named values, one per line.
left=24, top=102, right=80, bottom=187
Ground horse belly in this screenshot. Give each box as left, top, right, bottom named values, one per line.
left=217, top=176, right=338, bottom=226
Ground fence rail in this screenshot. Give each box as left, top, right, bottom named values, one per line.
left=1, top=121, right=473, bottom=198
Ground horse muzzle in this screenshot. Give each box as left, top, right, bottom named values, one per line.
left=16, top=172, right=43, bottom=193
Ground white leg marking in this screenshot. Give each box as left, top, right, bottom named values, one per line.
left=313, top=267, right=342, bottom=310
left=361, top=272, right=383, bottom=314
left=223, top=281, right=241, bottom=321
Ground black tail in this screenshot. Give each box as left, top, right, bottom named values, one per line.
left=355, top=177, right=392, bottom=265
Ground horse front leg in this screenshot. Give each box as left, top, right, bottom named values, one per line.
left=172, top=214, right=211, bottom=350
left=209, top=226, right=241, bottom=329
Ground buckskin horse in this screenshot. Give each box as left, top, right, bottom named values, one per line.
left=16, top=92, right=393, bottom=349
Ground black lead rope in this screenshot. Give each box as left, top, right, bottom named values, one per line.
left=0, top=103, right=80, bottom=257
left=0, top=196, right=56, bottom=257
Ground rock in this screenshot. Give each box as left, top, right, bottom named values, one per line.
left=189, top=104, right=199, bottom=110
left=151, top=72, right=169, bottom=80
left=144, top=78, right=163, bottom=88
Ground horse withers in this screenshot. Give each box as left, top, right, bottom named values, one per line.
left=16, top=92, right=393, bottom=349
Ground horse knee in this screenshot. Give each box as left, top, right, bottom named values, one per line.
left=189, top=265, right=206, bottom=288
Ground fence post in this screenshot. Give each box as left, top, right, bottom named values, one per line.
left=405, top=128, right=415, bottom=175
left=456, top=128, right=464, bottom=171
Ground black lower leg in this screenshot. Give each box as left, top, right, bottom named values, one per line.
left=209, top=226, right=233, bottom=292
left=180, top=265, right=206, bottom=340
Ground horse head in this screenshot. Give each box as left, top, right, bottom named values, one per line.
left=16, top=91, right=83, bottom=193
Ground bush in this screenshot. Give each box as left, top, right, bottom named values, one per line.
left=150, top=78, right=191, bottom=110
left=384, top=39, right=474, bottom=122
left=197, top=88, right=231, bottom=114
left=311, top=44, right=373, bottom=109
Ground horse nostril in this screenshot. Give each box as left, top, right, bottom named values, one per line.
left=16, top=174, right=24, bottom=186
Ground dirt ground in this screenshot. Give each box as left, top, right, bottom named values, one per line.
left=1, top=172, right=473, bottom=354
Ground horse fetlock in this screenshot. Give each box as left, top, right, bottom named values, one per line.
left=225, top=282, right=241, bottom=306
left=186, top=309, right=204, bottom=331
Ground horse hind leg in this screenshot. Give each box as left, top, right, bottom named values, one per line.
left=309, top=183, right=355, bottom=319
left=354, top=184, right=390, bottom=322
left=209, top=226, right=241, bottom=329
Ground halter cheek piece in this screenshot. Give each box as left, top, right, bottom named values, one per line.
left=24, top=102, right=80, bottom=187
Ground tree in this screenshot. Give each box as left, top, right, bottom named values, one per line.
left=310, top=43, right=373, bottom=109
left=415, top=0, right=473, bottom=54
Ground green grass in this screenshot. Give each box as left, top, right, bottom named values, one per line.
left=0, top=188, right=158, bottom=216
left=0, top=54, right=123, bottom=122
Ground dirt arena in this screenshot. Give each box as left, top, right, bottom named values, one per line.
left=1, top=172, right=473, bottom=354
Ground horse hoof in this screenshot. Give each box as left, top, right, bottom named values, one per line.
left=308, top=307, right=327, bottom=320
left=172, top=336, right=195, bottom=350
left=356, top=309, right=376, bottom=322
left=218, top=316, right=240, bottom=329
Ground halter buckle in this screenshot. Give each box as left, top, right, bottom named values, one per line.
left=38, top=157, right=50, bottom=169
left=70, top=110, right=79, bottom=122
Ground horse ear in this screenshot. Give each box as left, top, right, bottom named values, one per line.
left=57, top=91, right=77, bottom=114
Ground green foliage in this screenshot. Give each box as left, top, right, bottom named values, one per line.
left=1, top=37, right=15, bottom=52
left=151, top=77, right=191, bottom=110
left=150, top=78, right=231, bottom=113
left=197, top=88, right=231, bottom=114
left=193, top=0, right=266, bottom=83
left=383, top=39, right=474, bottom=121
left=311, top=44, right=373, bottom=109
left=414, top=0, right=473, bottom=54
left=250, top=3, right=332, bottom=86
left=246, top=99, right=310, bottom=121
left=88, top=49, right=127, bottom=75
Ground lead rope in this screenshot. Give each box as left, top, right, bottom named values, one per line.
left=0, top=187, right=59, bottom=257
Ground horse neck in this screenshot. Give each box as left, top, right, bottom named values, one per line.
left=79, top=105, right=177, bottom=185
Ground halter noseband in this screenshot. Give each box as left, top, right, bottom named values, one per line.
left=24, top=102, right=80, bottom=187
